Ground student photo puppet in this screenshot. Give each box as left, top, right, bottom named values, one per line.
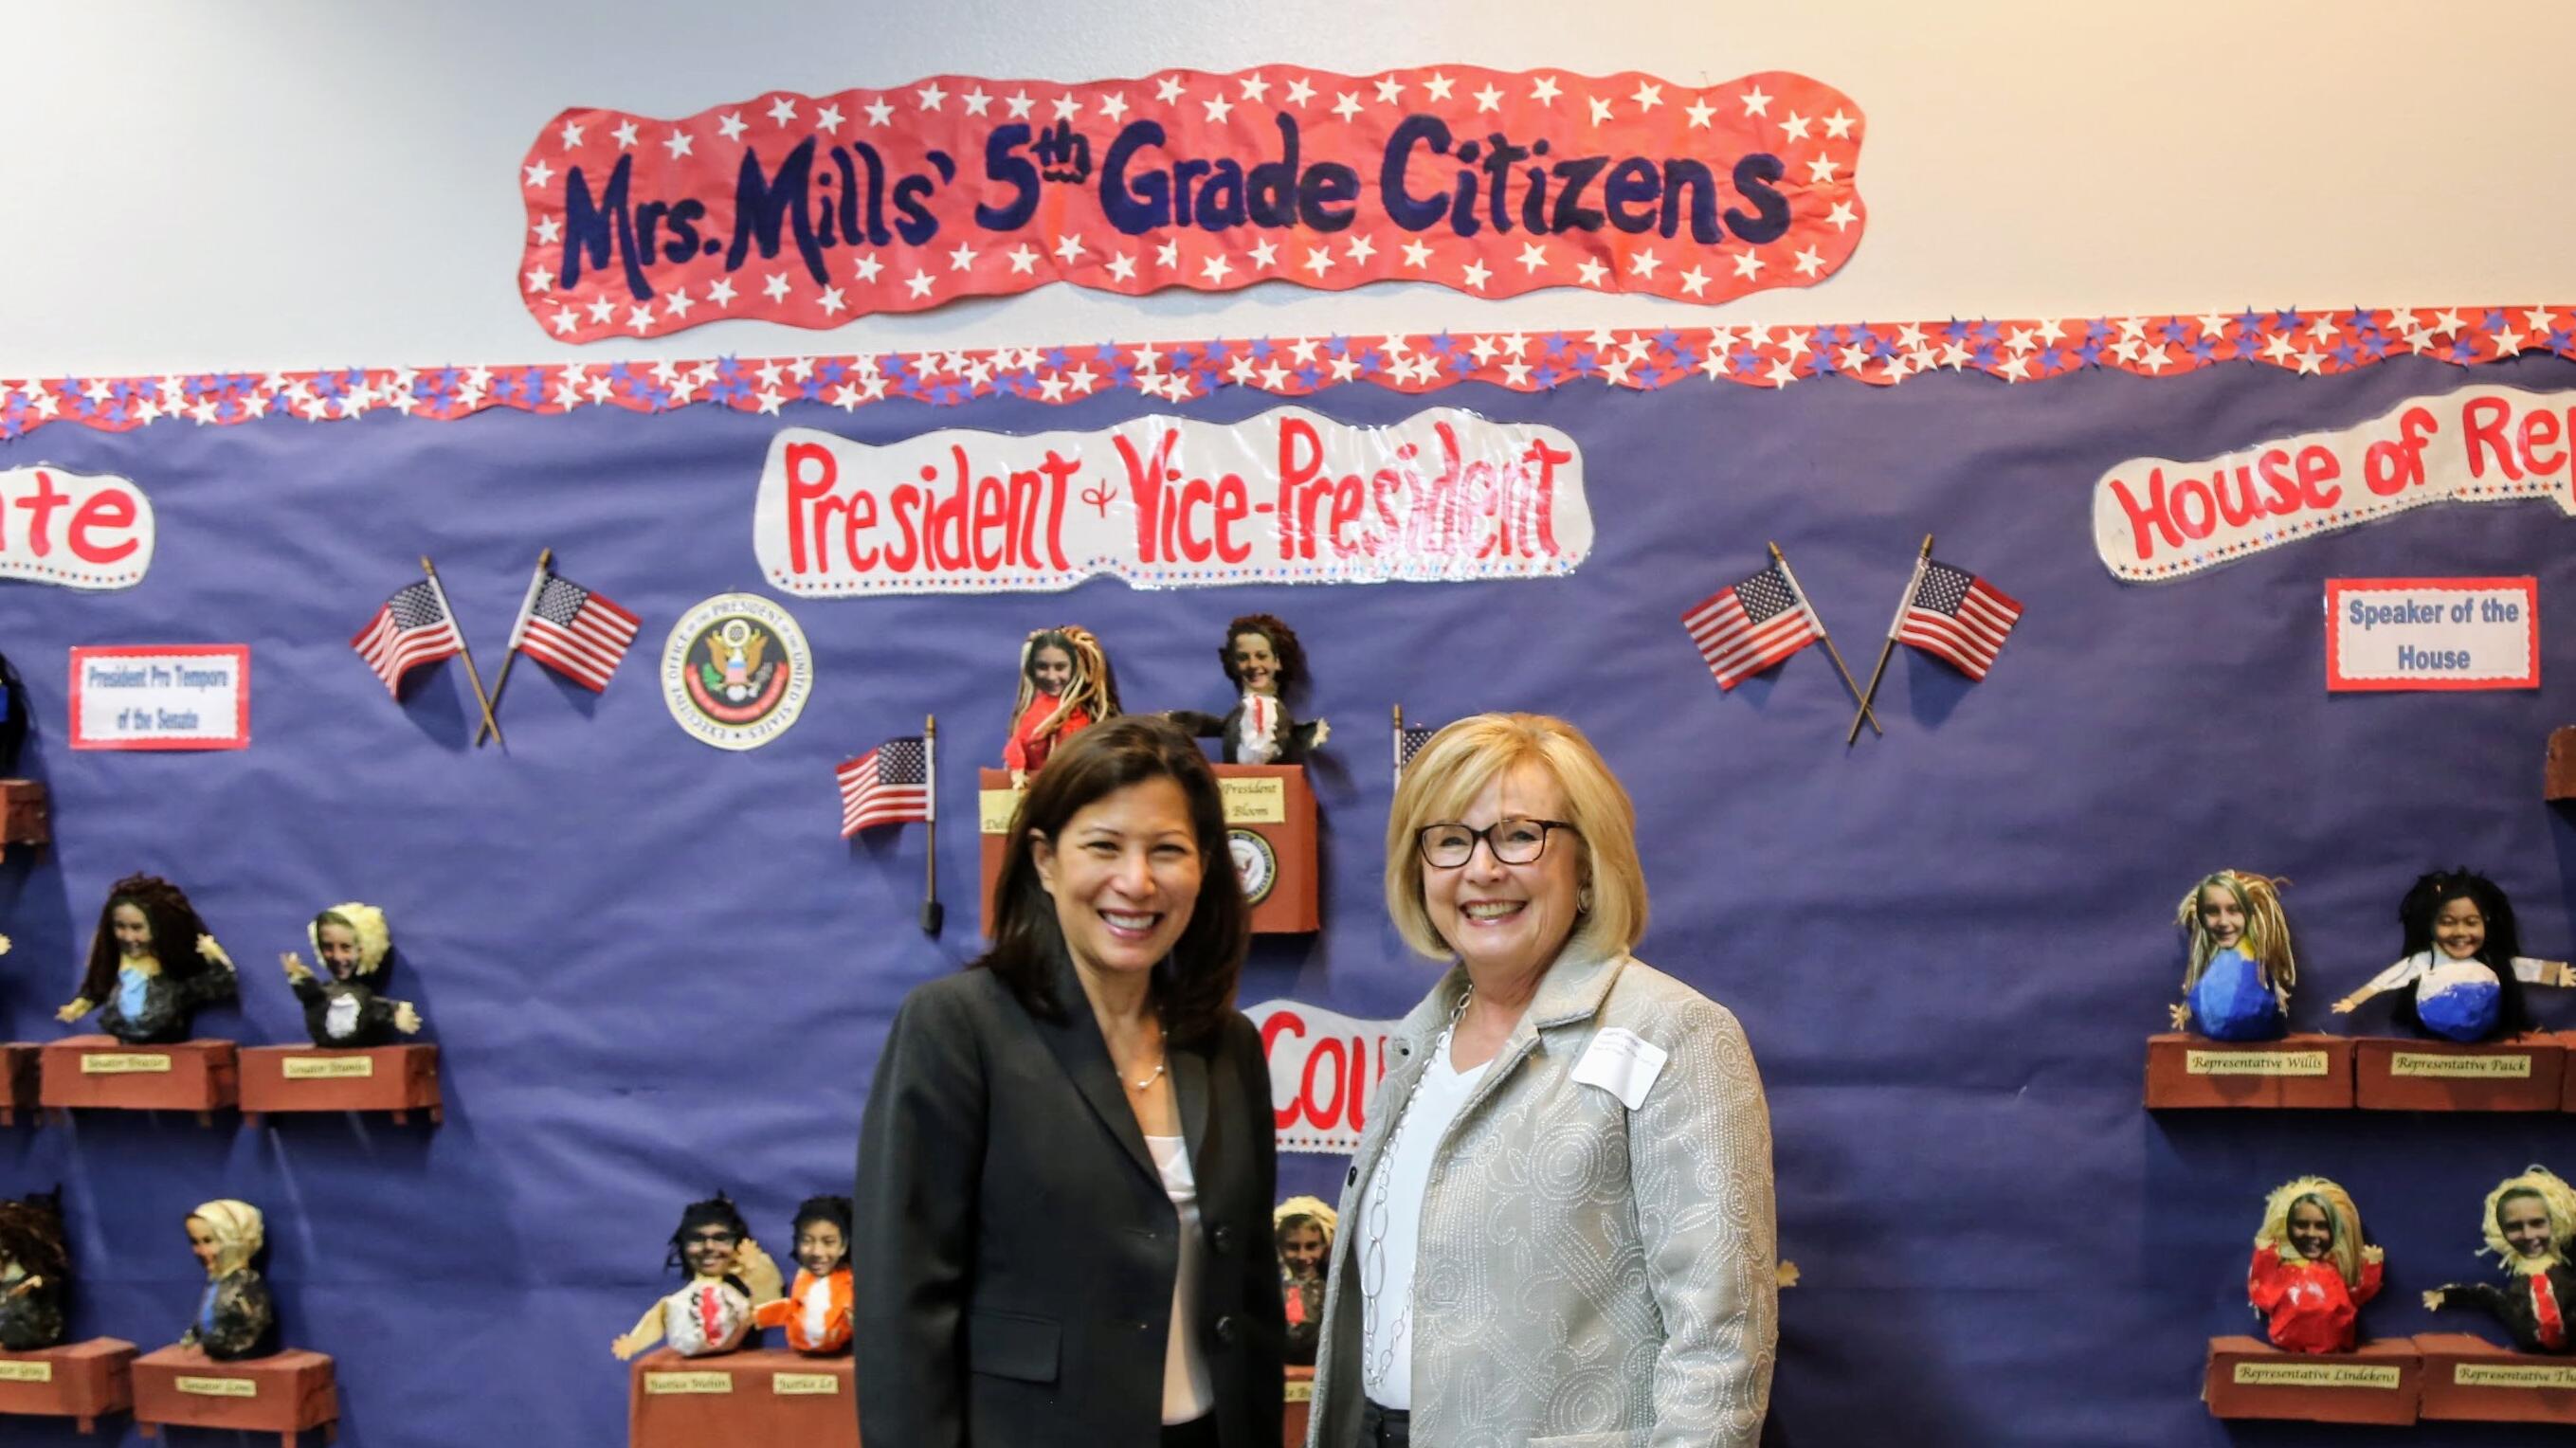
left=280, top=901, right=423, bottom=1047
left=181, top=1200, right=275, bottom=1361
left=2247, top=1176, right=2383, bottom=1354
left=1274, top=1195, right=1335, bottom=1367
left=2332, top=869, right=2570, bottom=1041
left=1169, top=614, right=1329, bottom=765
left=751, top=1195, right=852, bottom=1355
left=2423, top=1165, right=2576, bottom=1353
left=2168, top=870, right=2296, bottom=1040
left=55, top=874, right=235, bottom=1044
left=1002, top=625, right=1119, bottom=784
left=610, top=1193, right=783, bottom=1361
left=0, top=1188, right=68, bottom=1352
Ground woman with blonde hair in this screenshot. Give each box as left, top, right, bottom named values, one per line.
left=2247, top=1176, right=2381, bottom=1353
left=182, top=1199, right=276, bottom=1361
left=1306, top=713, right=1776, bottom=1447
left=2168, top=870, right=2295, bottom=1039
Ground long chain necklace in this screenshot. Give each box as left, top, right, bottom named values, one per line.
left=1359, top=982, right=1473, bottom=1389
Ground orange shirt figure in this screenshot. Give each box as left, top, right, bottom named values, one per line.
left=752, top=1195, right=854, bottom=1355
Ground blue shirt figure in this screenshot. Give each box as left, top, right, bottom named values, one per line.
left=2189, top=946, right=2285, bottom=1041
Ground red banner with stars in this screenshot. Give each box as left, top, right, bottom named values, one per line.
left=517, top=66, right=1865, bottom=339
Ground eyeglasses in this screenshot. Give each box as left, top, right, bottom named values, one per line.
left=1415, top=817, right=1576, bottom=868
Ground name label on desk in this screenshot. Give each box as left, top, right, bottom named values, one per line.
left=1282, top=1379, right=1315, bottom=1403
left=0, top=1360, right=53, bottom=1383
left=2232, top=1362, right=2402, bottom=1388
left=979, top=788, right=1023, bottom=834
left=772, top=1372, right=841, bottom=1396
left=2389, top=1052, right=2531, bottom=1078
left=2187, top=1050, right=2328, bottom=1077
left=2456, top=1363, right=2576, bottom=1388
left=644, top=1371, right=734, bottom=1395
left=175, top=1375, right=258, bottom=1398
left=1220, top=776, right=1285, bottom=824
left=282, top=1057, right=374, bottom=1079
left=81, top=1053, right=172, bottom=1075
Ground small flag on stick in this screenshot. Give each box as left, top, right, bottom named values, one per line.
left=513, top=567, right=641, bottom=693
left=1392, top=705, right=1438, bottom=793
left=1682, top=561, right=1824, bottom=690
left=352, top=580, right=463, bottom=697
left=1892, top=556, right=2023, bottom=680
left=838, top=737, right=932, bottom=837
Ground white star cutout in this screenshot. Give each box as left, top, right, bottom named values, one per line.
left=1628, top=249, right=1661, bottom=278
left=1007, top=244, right=1039, bottom=275
left=717, top=113, right=748, bottom=142
left=1202, top=254, right=1233, bottom=284
left=1685, top=99, right=1716, bottom=128
left=816, top=103, right=844, bottom=132
left=1247, top=238, right=1278, bottom=268
left=1780, top=113, right=1813, bottom=142
left=523, top=159, right=555, bottom=190
left=904, top=270, right=934, bottom=298
left=767, top=96, right=799, bottom=126
left=1006, top=92, right=1035, bottom=119
left=1531, top=77, right=1562, bottom=105
left=662, top=130, right=694, bottom=159
left=1826, top=202, right=1858, bottom=231
left=1239, top=74, right=1270, bottom=101
left=1155, top=239, right=1180, bottom=269
left=1575, top=257, right=1607, bottom=285
left=1155, top=77, right=1186, bottom=104
left=1517, top=241, right=1549, bottom=273
left=1732, top=250, right=1766, bottom=280
left=1587, top=96, right=1615, bottom=125
left=1806, top=154, right=1841, bottom=185
left=1739, top=84, right=1772, bottom=117
left=1107, top=252, right=1138, bottom=281
left=818, top=286, right=846, bottom=315
left=1098, top=94, right=1129, bottom=122
left=916, top=82, right=948, bottom=111
left=1793, top=246, right=1825, bottom=277
left=763, top=272, right=792, bottom=301
left=1629, top=81, right=1662, bottom=110
left=1053, top=95, right=1081, bottom=122
left=1203, top=94, right=1234, bottom=123
left=1460, top=259, right=1491, bottom=291
left=613, top=120, right=639, bottom=149
left=708, top=278, right=736, bottom=306
left=1424, top=73, right=1456, bottom=100
left=1333, top=91, right=1363, bottom=120
left=1402, top=239, right=1432, bottom=268
left=1284, top=77, right=1314, bottom=106
left=1823, top=110, right=1857, bottom=138
left=1054, top=233, right=1087, bottom=263
left=948, top=242, right=980, bottom=271
left=1373, top=77, right=1405, bottom=105
left=962, top=89, right=992, bottom=117
left=524, top=265, right=553, bottom=294
left=1303, top=247, right=1335, bottom=277
left=852, top=253, right=883, bottom=282
left=1678, top=265, right=1712, bottom=297
left=1345, top=234, right=1376, bottom=263
left=558, top=120, right=586, bottom=150
left=864, top=100, right=894, bottom=126
left=1475, top=83, right=1504, bottom=112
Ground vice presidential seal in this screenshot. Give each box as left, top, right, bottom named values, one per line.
left=662, top=592, right=812, bottom=750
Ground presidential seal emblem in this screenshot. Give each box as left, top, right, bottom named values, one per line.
left=1227, top=829, right=1278, bottom=907
left=662, top=592, right=812, bottom=751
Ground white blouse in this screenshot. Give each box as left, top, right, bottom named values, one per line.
left=1145, top=1133, right=1215, bottom=1424
left=1357, top=1043, right=1490, bottom=1408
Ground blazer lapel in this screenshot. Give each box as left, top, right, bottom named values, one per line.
left=1028, top=956, right=1158, bottom=1186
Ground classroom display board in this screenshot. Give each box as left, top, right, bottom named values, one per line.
left=4, top=314, right=2575, bottom=1446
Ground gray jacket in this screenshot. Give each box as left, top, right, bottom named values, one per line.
left=1307, top=950, right=1777, bottom=1448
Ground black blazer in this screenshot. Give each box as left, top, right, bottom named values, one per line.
left=854, top=960, right=1285, bottom=1447
left=1169, top=703, right=1322, bottom=766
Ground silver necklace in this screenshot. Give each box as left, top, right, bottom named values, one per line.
left=1359, top=982, right=1473, bottom=1389
left=1124, top=1020, right=1169, bottom=1092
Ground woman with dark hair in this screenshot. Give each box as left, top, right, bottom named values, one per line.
left=2332, top=868, right=2570, bottom=1041
left=1170, top=613, right=1329, bottom=765
left=857, top=715, right=1283, bottom=1448
left=56, top=873, right=236, bottom=1044
left=1003, top=624, right=1121, bottom=783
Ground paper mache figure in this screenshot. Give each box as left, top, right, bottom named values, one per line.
left=280, top=901, right=423, bottom=1048
left=2169, top=870, right=2296, bottom=1041
left=55, top=874, right=236, bottom=1045
left=751, top=1195, right=853, bottom=1355
left=182, top=1200, right=275, bottom=1361
left=1003, top=625, right=1120, bottom=785
left=2332, top=869, right=2570, bottom=1042
left=2423, top=1166, right=2576, bottom=1353
left=0, top=1188, right=69, bottom=1351
left=1275, top=1195, right=1335, bottom=1367
left=1169, top=614, right=1330, bottom=766
left=611, top=1193, right=784, bottom=1361
left=2247, top=1176, right=2382, bottom=1354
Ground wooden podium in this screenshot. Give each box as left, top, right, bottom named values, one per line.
left=40, top=1038, right=237, bottom=1124
left=133, top=1345, right=336, bottom=1447
left=1283, top=1365, right=1313, bottom=1446
left=980, top=765, right=1320, bottom=934
left=2352, top=1034, right=2566, bottom=1112
left=0, top=1042, right=37, bottom=1126
left=2144, top=1033, right=2352, bottom=1109
left=239, top=1044, right=442, bottom=1126
left=627, top=1347, right=857, bottom=1448
left=2204, top=1335, right=2422, bottom=1423
left=0, top=1338, right=136, bottom=1435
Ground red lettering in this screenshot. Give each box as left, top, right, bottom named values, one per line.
left=2108, top=471, right=2181, bottom=560
left=2295, top=446, right=2342, bottom=510
left=65, top=489, right=137, bottom=565
left=2212, top=463, right=2263, bottom=529
left=2168, top=476, right=2216, bottom=540
left=884, top=485, right=921, bottom=572
left=1276, top=418, right=1324, bottom=561
left=1346, top=1036, right=1369, bottom=1131
left=12, top=469, right=69, bottom=557
left=1213, top=474, right=1251, bottom=563
left=925, top=447, right=972, bottom=570
left=842, top=490, right=880, bottom=571
left=971, top=476, right=1007, bottom=571
left=1261, top=1012, right=1306, bottom=1129
left=1327, top=475, right=1366, bottom=556
left=1299, top=1038, right=1347, bottom=1131
left=1115, top=430, right=1179, bottom=564
left=2461, top=396, right=2519, bottom=479
left=2255, top=450, right=2300, bottom=515
left=1176, top=478, right=1215, bottom=562
left=2521, top=407, right=2566, bottom=481
left=1522, top=440, right=1569, bottom=556
left=1037, top=450, right=1079, bottom=572
left=783, top=443, right=840, bottom=573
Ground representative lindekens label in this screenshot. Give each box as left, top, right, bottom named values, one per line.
left=2232, top=1362, right=2402, bottom=1388
left=644, top=1371, right=734, bottom=1395
left=81, top=1052, right=172, bottom=1075
left=0, top=1360, right=54, bottom=1383
left=282, top=1056, right=375, bottom=1079
left=2187, top=1050, right=2329, bottom=1077
left=1220, top=776, right=1286, bottom=824
left=771, top=1372, right=841, bottom=1396
left=2389, top=1052, right=2532, bottom=1078
left=2456, top=1362, right=2576, bottom=1388
left=174, top=1375, right=258, bottom=1398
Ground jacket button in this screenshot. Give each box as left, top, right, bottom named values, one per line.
left=1215, top=1314, right=1240, bottom=1345
left=1346, top=1166, right=1358, bottom=1186
left=1211, top=1225, right=1236, bottom=1254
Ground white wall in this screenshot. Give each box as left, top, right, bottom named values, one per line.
left=4, top=1, right=2569, bottom=376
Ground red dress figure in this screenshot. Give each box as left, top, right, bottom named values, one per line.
left=2246, top=1176, right=2381, bottom=1354
left=1003, top=625, right=1118, bottom=783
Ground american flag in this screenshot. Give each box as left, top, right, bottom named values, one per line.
left=1682, top=562, right=1824, bottom=690
left=510, top=570, right=641, bottom=693
left=352, top=580, right=463, bottom=697
left=1393, top=710, right=1438, bottom=792
left=838, top=736, right=932, bottom=836
left=1892, top=556, right=2023, bottom=680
